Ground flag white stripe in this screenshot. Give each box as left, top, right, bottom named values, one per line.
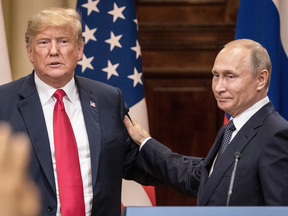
left=121, top=179, right=152, bottom=206
left=272, top=0, right=288, bottom=56
left=129, top=98, right=150, bottom=132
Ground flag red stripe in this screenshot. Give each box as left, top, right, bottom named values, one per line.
left=142, top=186, right=156, bottom=206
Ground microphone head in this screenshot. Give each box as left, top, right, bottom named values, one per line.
left=234, top=151, right=241, bottom=160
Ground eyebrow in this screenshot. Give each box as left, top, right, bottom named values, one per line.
left=212, top=69, right=235, bottom=74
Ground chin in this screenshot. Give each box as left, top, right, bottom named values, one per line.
left=217, top=103, right=230, bottom=113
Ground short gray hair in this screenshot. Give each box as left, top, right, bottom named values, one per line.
left=224, top=39, right=271, bottom=89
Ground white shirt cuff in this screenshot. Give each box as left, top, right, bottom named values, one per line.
left=139, top=137, right=152, bottom=151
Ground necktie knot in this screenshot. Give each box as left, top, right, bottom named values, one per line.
left=53, top=89, right=66, bottom=101
left=226, top=120, right=236, bottom=132
left=53, top=89, right=66, bottom=109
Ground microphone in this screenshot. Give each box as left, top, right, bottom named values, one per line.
left=226, top=151, right=241, bottom=206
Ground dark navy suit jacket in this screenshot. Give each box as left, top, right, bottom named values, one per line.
left=0, top=72, right=150, bottom=215
left=135, top=102, right=288, bottom=205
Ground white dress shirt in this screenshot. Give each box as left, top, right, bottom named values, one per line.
left=209, top=96, right=270, bottom=175
left=230, top=96, right=269, bottom=140
left=35, top=74, right=93, bottom=216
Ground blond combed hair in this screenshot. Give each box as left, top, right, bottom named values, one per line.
left=25, top=7, right=84, bottom=47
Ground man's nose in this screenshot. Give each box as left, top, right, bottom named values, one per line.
left=214, top=77, right=226, bottom=93
left=49, top=41, right=59, bottom=56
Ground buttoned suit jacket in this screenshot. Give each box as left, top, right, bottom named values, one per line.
left=135, top=102, right=288, bottom=205
left=0, top=72, right=149, bottom=215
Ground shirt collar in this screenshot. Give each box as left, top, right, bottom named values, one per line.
left=231, top=96, right=269, bottom=132
left=34, top=73, right=77, bottom=105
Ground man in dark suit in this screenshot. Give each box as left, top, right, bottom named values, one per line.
left=124, top=39, right=288, bottom=205
left=0, top=7, right=150, bottom=216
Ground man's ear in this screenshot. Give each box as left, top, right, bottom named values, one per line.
left=77, top=45, right=84, bottom=61
left=257, top=69, right=268, bottom=91
left=26, top=44, right=34, bottom=63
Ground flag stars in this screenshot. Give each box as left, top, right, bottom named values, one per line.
left=83, top=25, right=97, bottom=44
left=82, top=0, right=100, bottom=16
left=102, top=60, right=119, bottom=80
left=78, top=54, right=94, bottom=73
left=131, top=40, right=141, bottom=59
left=108, top=3, right=126, bottom=23
left=105, top=32, right=123, bottom=51
left=128, top=68, right=143, bottom=87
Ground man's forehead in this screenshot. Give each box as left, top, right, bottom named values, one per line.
left=213, top=48, right=251, bottom=71
left=35, top=26, right=75, bottom=38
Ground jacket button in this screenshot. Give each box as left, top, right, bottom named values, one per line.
left=47, top=205, right=54, bottom=212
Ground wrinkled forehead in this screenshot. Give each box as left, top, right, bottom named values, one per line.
left=31, top=25, right=77, bottom=42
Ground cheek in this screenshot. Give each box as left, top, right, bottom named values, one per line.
left=211, top=81, right=217, bottom=93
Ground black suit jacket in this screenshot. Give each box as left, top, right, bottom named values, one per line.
left=135, top=102, right=288, bottom=205
left=0, top=72, right=150, bottom=215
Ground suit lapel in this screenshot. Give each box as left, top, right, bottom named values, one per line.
left=200, top=122, right=256, bottom=205
left=197, top=125, right=225, bottom=205
left=75, top=76, right=101, bottom=188
left=204, top=125, right=226, bottom=168
left=17, top=73, right=56, bottom=193
left=199, top=102, right=274, bottom=205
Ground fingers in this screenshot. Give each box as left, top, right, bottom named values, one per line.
left=0, top=124, right=30, bottom=183
left=0, top=123, right=40, bottom=216
left=124, top=116, right=151, bottom=145
left=19, top=181, right=40, bottom=216
left=0, top=123, right=12, bottom=168
left=124, top=115, right=132, bottom=127
left=11, top=134, right=40, bottom=216
left=9, top=133, right=30, bottom=182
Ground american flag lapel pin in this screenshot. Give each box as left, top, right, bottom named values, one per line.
left=90, top=101, right=96, bottom=108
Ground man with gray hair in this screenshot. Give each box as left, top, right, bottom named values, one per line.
left=0, top=7, right=152, bottom=216
left=124, top=39, right=288, bottom=205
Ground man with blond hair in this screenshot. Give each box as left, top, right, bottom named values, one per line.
left=0, top=7, right=151, bottom=216
left=124, top=39, right=288, bottom=205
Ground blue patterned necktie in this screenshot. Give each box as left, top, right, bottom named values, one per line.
left=217, top=120, right=236, bottom=160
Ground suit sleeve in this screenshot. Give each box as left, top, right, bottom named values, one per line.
left=134, top=138, right=204, bottom=197
left=259, top=127, right=288, bottom=205
left=114, top=88, right=159, bottom=185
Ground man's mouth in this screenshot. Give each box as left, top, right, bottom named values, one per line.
left=48, top=62, right=62, bottom=66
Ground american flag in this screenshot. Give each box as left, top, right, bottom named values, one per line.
left=75, top=0, right=156, bottom=208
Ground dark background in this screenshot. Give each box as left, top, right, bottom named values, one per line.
left=135, top=0, right=240, bottom=206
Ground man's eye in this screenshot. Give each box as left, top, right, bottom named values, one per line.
left=38, top=41, right=49, bottom=46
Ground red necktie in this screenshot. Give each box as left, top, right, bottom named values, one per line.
left=53, top=89, right=85, bottom=216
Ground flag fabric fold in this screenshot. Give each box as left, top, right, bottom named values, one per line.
left=234, top=0, right=288, bottom=120
left=75, top=0, right=155, bottom=208
left=0, top=0, right=12, bottom=85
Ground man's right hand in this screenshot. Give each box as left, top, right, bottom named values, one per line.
left=124, top=116, right=151, bottom=146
